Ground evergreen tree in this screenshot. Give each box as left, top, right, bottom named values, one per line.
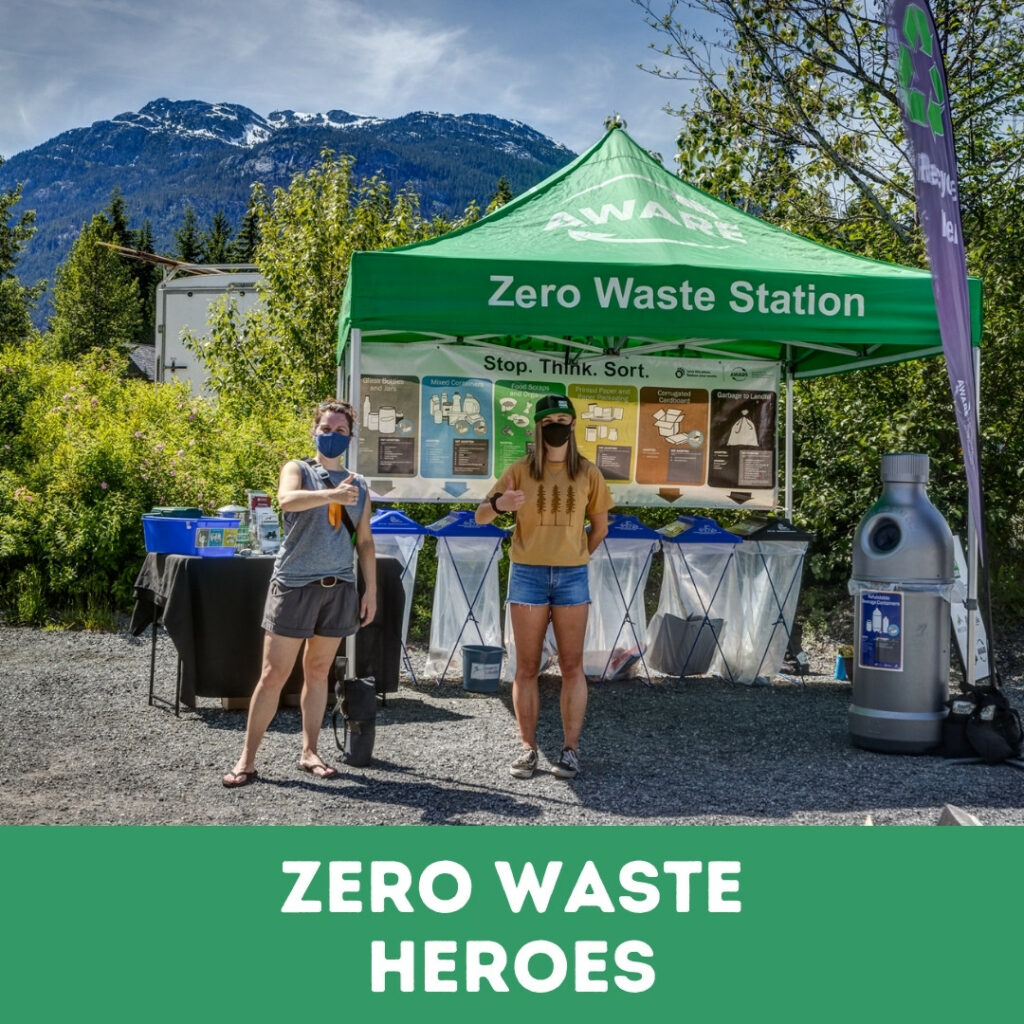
left=132, top=219, right=160, bottom=344
left=104, top=187, right=133, bottom=248
left=173, top=205, right=203, bottom=263
left=0, top=278, right=37, bottom=345
left=48, top=213, right=142, bottom=359
left=201, top=209, right=234, bottom=264
left=228, top=197, right=261, bottom=263
left=0, top=162, right=42, bottom=345
left=486, top=175, right=514, bottom=214
left=133, top=219, right=155, bottom=256
left=102, top=189, right=158, bottom=345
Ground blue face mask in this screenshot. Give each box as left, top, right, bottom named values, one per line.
left=316, top=432, right=350, bottom=458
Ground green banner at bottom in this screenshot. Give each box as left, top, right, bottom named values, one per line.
left=4, top=825, right=1019, bottom=1021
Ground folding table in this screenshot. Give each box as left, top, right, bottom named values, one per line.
left=130, top=551, right=403, bottom=710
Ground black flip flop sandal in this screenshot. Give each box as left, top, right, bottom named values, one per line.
left=222, top=769, right=259, bottom=788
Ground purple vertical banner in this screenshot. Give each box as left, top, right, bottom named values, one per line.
left=887, top=0, right=984, bottom=560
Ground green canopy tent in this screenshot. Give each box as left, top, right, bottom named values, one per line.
left=337, top=125, right=982, bottom=513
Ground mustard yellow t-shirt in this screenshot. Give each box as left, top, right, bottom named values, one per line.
left=494, top=457, right=614, bottom=566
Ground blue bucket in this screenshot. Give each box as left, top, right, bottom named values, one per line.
left=462, top=645, right=503, bottom=693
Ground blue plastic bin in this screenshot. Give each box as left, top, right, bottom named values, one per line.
left=142, top=515, right=240, bottom=557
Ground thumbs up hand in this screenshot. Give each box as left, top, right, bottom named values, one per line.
left=329, top=473, right=359, bottom=505
left=328, top=473, right=357, bottom=528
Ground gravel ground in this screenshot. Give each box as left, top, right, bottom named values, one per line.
left=1, top=619, right=1022, bottom=826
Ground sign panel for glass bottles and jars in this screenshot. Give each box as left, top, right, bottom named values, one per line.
left=356, top=341, right=779, bottom=508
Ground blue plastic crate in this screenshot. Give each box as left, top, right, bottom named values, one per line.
left=142, top=515, right=239, bottom=557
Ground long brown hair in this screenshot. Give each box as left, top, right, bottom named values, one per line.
left=527, top=418, right=583, bottom=481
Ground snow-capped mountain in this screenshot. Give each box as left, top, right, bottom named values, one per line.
left=0, top=98, right=576, bottom=317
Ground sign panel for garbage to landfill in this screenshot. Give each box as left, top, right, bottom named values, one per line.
left=357, top=341, right=779, bottom=506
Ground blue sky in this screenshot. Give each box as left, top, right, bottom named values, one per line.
left=0, top=0, right=694, bottom=162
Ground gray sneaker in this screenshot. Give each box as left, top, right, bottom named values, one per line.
left=552, top=747, right=580, bottom=779
left=509, top=747, right=538, bottom=778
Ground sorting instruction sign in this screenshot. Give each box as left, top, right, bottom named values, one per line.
left=859, top=591, right=903, bottom=671
left=358, top=341, right=780, bottom=507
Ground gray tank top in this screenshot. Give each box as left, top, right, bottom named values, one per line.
left=271, top=459, right=368, bottom=586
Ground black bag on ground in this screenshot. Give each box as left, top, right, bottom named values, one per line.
left=942, top=682, right=1023, bottom=763
left=965, top=684, right=1023, bottom=764
left=332, top=675, right=377, bottom=766
left=941, top=691, right=979, bottom=759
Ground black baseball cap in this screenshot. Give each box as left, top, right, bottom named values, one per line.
left=533, top=394, right=575, bottom=422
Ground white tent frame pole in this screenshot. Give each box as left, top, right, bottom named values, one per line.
left=336, top=346, right=345, bottom=407
left=785, top=361, right=794, bottom=519
left=966, top=345, right=980, bottom=687
left=338, top=326, right=362, bottom=677
left=345, top=328, right=362, bottom=473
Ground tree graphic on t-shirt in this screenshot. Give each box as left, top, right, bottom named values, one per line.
left=550, top=485, right=562, bottom=525
left=564, top=486, right=577, bottom=526
left=535, top=483, right=547, bottom=519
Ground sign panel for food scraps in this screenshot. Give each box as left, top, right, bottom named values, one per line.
left=357, top=342, right=779, bottom=507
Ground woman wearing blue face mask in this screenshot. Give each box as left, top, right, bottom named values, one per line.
left=223, top=399, right=376, bottom=788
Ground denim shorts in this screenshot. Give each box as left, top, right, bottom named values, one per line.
left=506, top=563, right=590, bottom=607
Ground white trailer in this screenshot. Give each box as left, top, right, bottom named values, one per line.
left=155, top=265, right=263, bottom=393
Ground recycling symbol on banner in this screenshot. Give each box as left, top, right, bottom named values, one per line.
left=897, top=3, right=946, bottom=136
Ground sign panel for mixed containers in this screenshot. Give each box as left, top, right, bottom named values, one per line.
left=859, top=591, right=904, bottom=671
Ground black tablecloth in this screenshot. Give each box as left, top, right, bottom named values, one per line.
left=130, top=553, right=404, bottom=704
left=131, top=553, right=283, bottom=703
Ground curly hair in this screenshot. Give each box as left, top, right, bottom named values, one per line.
left=314, top=399, right=356, bottom=433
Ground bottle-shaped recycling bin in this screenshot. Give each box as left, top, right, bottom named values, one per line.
left=848, top=453, right=954, bottom=753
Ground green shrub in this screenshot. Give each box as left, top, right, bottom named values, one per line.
left=0, top=338, right=308, bottom=624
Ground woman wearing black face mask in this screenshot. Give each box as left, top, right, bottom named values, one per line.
left=223, top=399, right=376, bottom=788
left=476, top=394, right=613, bottom=780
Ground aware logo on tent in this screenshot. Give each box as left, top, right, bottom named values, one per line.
left=544, top=174, right=747, bottom=249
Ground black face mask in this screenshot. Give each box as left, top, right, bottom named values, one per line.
left=541, top=422, right=573, bottom=447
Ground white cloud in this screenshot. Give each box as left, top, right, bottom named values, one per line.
left=0, top=0, right=688, bottom=161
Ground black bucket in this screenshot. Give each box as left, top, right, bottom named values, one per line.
left=462, top=645, right=503, bottom=693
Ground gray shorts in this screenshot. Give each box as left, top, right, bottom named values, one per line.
left=261, top=577, right=360, bottom=638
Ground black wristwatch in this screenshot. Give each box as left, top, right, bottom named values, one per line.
left=489, top=492, right=503, bottom=514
